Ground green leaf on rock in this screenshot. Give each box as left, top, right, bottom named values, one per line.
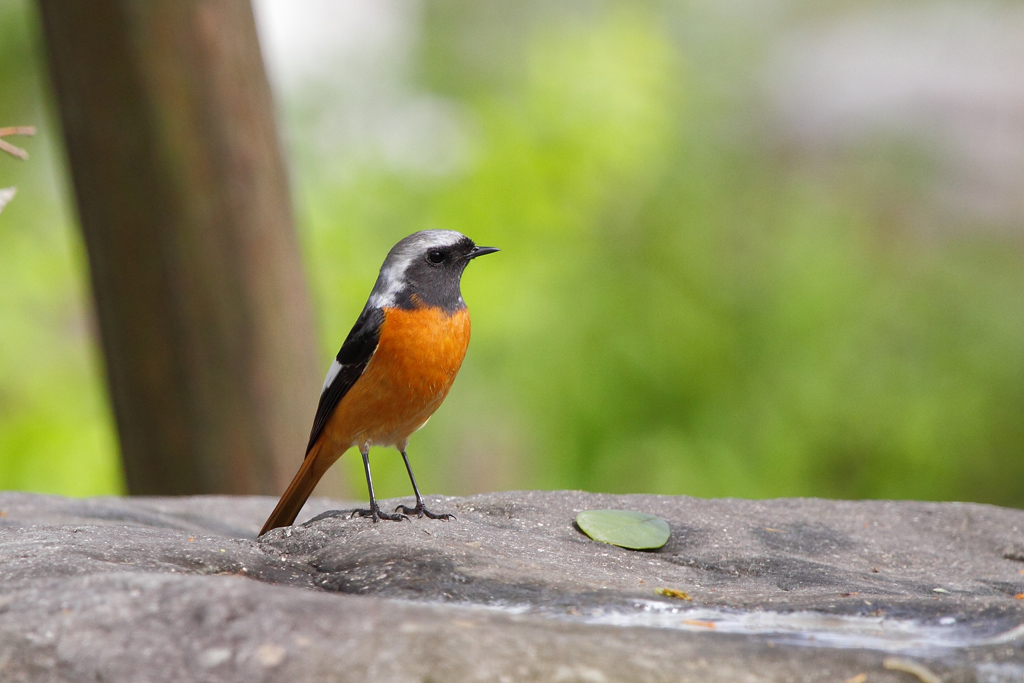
left=655, top=587, right=692, bottom=600
left=575, top=509, right=670, bottom=550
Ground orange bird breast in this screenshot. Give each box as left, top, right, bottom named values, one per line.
left=320, top=306, right=471, bottom=451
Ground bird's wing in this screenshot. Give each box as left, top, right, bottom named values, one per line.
left=305, top=306, right=385, bottom=456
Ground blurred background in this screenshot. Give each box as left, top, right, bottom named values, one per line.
left=2, top=0, right=1024, bottom=505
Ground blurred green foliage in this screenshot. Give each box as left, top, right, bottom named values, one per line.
left=0, top=1, right=122, bottom=495
left=2, top=0, right=1023, bottom=506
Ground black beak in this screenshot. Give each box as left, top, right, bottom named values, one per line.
left=466, top=246, right=499, bottom=260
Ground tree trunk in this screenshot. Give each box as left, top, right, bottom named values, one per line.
left=37, top=0, right=322, bottom=495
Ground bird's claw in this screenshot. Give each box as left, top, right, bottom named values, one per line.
left=394, top=504, right=455, bottom=521
left=350, top=507, right=409, bottom=522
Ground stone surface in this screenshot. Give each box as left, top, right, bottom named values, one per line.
left=0, top=490, right=1022, bottom=681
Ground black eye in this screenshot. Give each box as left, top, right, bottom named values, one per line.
left=426, top=250, right=445, bottom=264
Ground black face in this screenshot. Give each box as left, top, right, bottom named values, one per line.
left=388, top=235, right=498, bottom=313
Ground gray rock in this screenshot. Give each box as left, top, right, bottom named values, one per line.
left=0, top=490, right=1022, bottom=681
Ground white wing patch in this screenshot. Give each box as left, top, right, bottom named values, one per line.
left=321, top=359, right=344, bottom=395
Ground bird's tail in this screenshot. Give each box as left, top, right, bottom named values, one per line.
left=259, top=441, right=334, bottom=536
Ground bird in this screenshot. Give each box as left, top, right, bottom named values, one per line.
left=259, top=230, right=498, bottom=536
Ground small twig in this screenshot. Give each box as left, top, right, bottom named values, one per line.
left=0, top=126, right=37, bottom=160
left=0, top=126, right=35, bottom=137
left=883, top=657, right=943, bottom=683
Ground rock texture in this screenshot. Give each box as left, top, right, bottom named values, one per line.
left=0, top=490, right=1022, bottom=682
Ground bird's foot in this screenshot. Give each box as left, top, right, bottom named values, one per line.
left=350, top=505, right=409, bottom=523
left=394, top=503, right=455, bottom=521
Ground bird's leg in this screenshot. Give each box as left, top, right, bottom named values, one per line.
left=394, top=449, right=455, bottom=520
left=351, top=446, right=408, bottom=522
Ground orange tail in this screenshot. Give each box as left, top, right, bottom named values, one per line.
left=259, top=441, right=335, bottom=536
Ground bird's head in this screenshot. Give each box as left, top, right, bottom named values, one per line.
left=368, top=230, right=498, bottom=311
